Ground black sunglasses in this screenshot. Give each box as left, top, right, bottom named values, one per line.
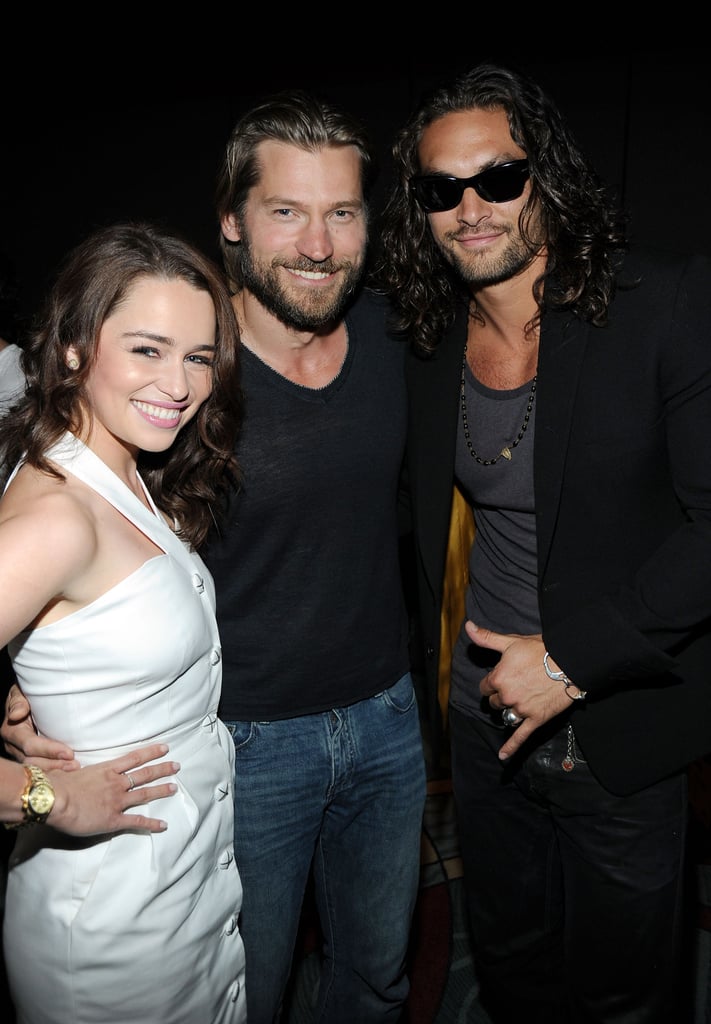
left=411, top=159, right=530, bottom=213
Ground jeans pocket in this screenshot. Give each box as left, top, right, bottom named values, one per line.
left=381, top=672, right=416, bottom=714
left=223, top=719, right=255, bottom=752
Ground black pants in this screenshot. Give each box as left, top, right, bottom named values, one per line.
left=449, top=706, right=690, bottom=1024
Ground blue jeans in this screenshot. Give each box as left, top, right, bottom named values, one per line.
left=225, top=672, right=426, bottom=1024
left=450, top=706, right=689, bottom=1024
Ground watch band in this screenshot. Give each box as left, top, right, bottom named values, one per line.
left=4, top=765, right=55, bottom=830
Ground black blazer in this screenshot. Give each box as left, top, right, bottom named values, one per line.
left=405, top=245, right=711, bottom=795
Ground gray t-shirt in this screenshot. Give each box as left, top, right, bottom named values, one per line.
left=450, top=361, right=540, bottom=719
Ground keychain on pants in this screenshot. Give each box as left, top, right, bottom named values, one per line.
left=562, top=722, right=575, bottom=772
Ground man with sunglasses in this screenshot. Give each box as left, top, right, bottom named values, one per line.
left=375, top=62, right=711, bottom=1023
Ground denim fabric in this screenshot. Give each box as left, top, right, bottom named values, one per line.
left=224, top=672, right=426, bottom=1024
left=449, top=706, right=689, bottom=1024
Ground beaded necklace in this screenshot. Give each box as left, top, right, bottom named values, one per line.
left=460, top=343, right=537, bottom=466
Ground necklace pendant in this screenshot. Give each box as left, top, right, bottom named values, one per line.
left=561, top=756, right=574, bottom=772
left=460, top=343, right=537, bottom=467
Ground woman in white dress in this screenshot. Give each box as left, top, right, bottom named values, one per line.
left=0, top=222, right=247, bottom=1024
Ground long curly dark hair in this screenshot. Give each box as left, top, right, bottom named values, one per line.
left=0, top=222, right=243, bottom=550
left=373, top=62, right=629, bottom=355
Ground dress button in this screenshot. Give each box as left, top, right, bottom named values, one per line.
left=214, top=781, right=229, bottom=801
left=210, top=648, right=221, bottom=665
left=230, top=978, right=241, bottom=1002
left=192, top=573, right=205, bottom=593
left=224, top=913, right=238, bottom=935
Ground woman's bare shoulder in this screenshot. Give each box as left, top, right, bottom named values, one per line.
left=0, top=463, right=98, bottom=562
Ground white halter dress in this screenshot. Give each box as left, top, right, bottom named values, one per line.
left=2, top=433, right=246, bottom=1024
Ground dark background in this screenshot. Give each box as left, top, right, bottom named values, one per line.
left=2, top=46, right=709, bottom=335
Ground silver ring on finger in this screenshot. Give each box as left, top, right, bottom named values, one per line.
left=126, top=773, right=136, bottom=792
left=502, top=707, right=523, bottom=728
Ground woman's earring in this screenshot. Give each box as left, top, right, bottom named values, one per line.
left=67, top=357, right=80, bottom=370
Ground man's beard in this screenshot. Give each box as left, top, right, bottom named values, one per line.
left=239, top=234, right=365, bottom=331
left=442, top=225, right=537, bottom=288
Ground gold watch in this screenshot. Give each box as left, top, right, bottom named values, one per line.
left=6, top=765, right=55, bottom=829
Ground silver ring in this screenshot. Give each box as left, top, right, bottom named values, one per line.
left=502, top=707, right=523, bottom=728
left=126, top=773, right=136, bottom=792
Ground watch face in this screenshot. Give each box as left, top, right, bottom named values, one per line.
left=29, top=783, right=55, bottom=816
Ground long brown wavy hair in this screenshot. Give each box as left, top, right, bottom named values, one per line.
left=0, top=221, right=243, bottom=549
left=373, top=62, right=629, bottom=355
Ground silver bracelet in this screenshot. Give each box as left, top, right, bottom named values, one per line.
left=543, top=650, right=587, bottom=701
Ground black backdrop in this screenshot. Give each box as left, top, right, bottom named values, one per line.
left=2, top=47, right=709, bottom=331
